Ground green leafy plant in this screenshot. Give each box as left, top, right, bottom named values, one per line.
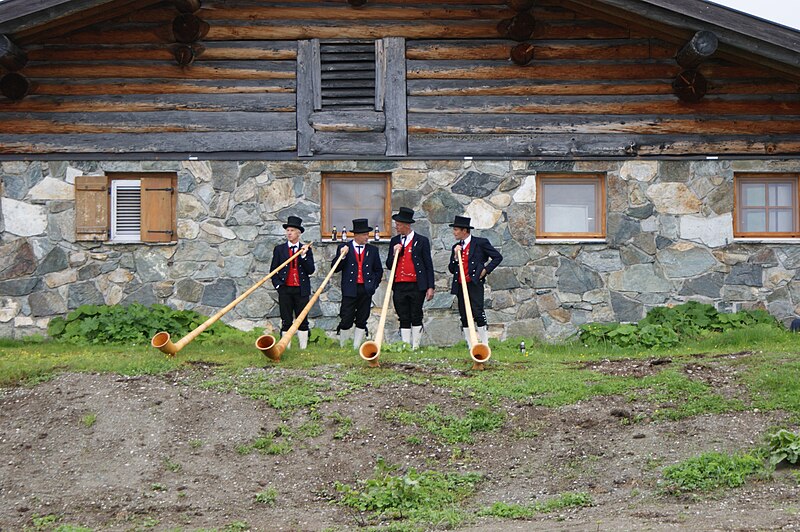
left=335, top=457, right=481, bottom=520
left=385, top=404, right=504, bottom=444
left=255, top=487, right=277, bottom=505
left=162, top=457, right=182, bottom=473
left=47, top=303, right=241, bottom=345
left=661, top=450, right=767, bottom=494
left=81, top=413, right=97, bottom=428
left=767, top=429, right=800, bottom=466
left=330, top=412, right=353, bottom=439
left=477, top=492, right=593, bottom=518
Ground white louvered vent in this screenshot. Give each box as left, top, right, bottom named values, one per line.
left=111, top=179, right=141, bottom=241
left=320, top=40, right=376, bottom=109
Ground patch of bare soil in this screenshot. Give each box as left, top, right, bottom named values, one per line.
left=1, top=358, right=799, bottom=531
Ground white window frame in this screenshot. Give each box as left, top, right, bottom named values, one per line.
left=110, top=179, right=141, bottom=242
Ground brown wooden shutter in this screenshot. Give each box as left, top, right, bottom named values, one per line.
left=74, top=175, right=108, bottom=241
left=140, top=175, right=176, bottom=243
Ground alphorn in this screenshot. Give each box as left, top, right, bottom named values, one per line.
left=359, top=246, right=401, bottom=367
left=151, top=243, right=312, bottom=356
left=256, top=244, right=348, bottom=361
left=456, top=248, right=492, bottom=370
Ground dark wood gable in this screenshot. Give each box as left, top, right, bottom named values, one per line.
left=0, top=0, right=799, bottom=159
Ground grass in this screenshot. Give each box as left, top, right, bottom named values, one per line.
left=255, top=487, right=277, bottom=505
left=385, top=404, right=505, bottom=444
left=477, top=492, right=594, bottom=518
left=80, top=413, right=97, bottom=428
left=660, top=449, right=769, bottom=495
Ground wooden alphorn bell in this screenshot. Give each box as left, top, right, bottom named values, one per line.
left=358, top=247, right=401, bottom=367
left=456, top=248, right=492, bottom=370
left=151, top=243, right=312, bottom=356
left=256, top=245, right=348, bottom=361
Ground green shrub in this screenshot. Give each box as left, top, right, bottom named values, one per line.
left=47, top=303, right=239, bottom=345
left=579, top=302, right=781, bottom=350
left=767, top=429, right=800, bottom=466
left=661, top=450, right=767, bottom=494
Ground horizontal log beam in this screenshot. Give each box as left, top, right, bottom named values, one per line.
left=0, top=131, right=297, bottom=154
left=0, top=93, right=296, bottom=113
left=408, top=113, right=800, bottom=135
left=33, top=79, right=295, bottom=95
left=309, top=110, right=386, bottom=132
left=407, top=95, right=800, bottom=115
left=406, top=39, right=674, bottom=61
left=0, top=111, right=295, bottom=134
left=309, top=132, right=387, bottom=155
left=27, top=42, right=297, bottom=62
left=22, top=61, right=296, bottom=80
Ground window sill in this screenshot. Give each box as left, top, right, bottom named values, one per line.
left=534, top=238, right=607, bottom=244
left=319, top=239, right=391, bottom=245
left=733, top=238, right=800, bottom=244
left=103, top=241, right=177, bottom=246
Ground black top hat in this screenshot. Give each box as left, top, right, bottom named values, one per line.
left=449, top=215, right=474, bottom=229
left=391, top=207, right=415, bottom=224
left=351, top=218, right=372, bottom=234
left=283, top=215, right=305, bottom=233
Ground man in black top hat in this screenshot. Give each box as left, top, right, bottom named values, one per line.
left=333, top=218, right=383, bottom=350
left=385, top=207, right=434, bottom=349
left=270, top=215, right=315, bottom=350
left=448, top=215, right=503, bottom=349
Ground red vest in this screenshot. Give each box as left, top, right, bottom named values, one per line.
left=286, top=244, right=300, bottom=286
left=395, top=236, right=417, bottom=282
left=459, top=242, right=471, bottom=283
left=355, top=245, right=365, bottom=284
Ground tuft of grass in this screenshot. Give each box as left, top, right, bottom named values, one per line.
left=477, top=492, right=593, bottom=518
left=255, top=487, right=277, bottom=505
left=330, top=412, right=353, bottom=439
left=162, top=457, right=182, bottom=473
left=189, top=439, right=203, bottom=449
left=661, top=450, right=767, bottom=495
left=238, top=436, right=292, bottom=456
left=202, top=374, right=329, bottom=419
left=639, top=369, right=746, bottom=420
left=385, top=404, right=504, bottom=444
left=80, top=413, right=97, bottom=428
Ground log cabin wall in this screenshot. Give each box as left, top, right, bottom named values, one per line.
left=1, top=0, right=799, bottom=158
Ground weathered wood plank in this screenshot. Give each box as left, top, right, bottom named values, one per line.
left=383, top=36, right=407, bottom=157
left=0, top=131, right=297, bottom=154
left=408, top=113, right=800, bottom=135
left=27, top=41, right=298, bottom=61
left=406, top=39, right=675, bottom=61
left=407, top=95, right=800, bottom=115
left=407, top=133, right=800, bottom=157
left=0, top=111, right=296, bottom=134
left=407, top=60, right=773, bottom=81
left=296, top=39, right=316, bottom=157
left=33, top=79, right=296, bottom=95
left=0, top=94, right=296, bottom=113
left=309, top=110, right=385, bottom=132
left=406, top=79, right=800, bottom=96
left=23, top=61, right=296, bottom=79
left=310, top=132, right=386, bottom=156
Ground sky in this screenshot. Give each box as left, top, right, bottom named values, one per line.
left=707, top=0, right=800, bottom=30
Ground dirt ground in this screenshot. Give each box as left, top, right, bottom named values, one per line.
left=1, top=355, right=799, bottom=531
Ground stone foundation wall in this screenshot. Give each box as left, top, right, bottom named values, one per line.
left=2, top=158, right=800, bottom=343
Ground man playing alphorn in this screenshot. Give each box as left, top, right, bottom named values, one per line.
left=448, top=215, right=503, bottom=349
left=270, top=216, right=315, bottom=350
left=385, top=207, right=434, bottom=350
left=334, top=218, right=383, bottom=350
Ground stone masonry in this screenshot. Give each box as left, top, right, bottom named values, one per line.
left=2, top=158, right=800, bottom=343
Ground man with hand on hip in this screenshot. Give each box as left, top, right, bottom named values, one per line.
left=385, top=207, right=434, bottom=350
left=448, top=215, right=503, bottom=349
left=333, top=218, right=383, bottom=350
left=270, top=215, right=315, bottom=350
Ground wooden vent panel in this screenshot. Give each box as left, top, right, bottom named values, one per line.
left=320, top=41, right=375, bottom=108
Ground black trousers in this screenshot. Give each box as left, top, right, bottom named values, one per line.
left=455, top=281, right=487, bottom=328
left=338, top=284, right=371, bottom=331
left=278, top=286, right=309, bottom=332
left=392, top=282, right=425, bottom=328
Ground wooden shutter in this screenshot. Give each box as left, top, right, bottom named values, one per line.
left=140, top=175, right=176, bottom=243
left=75, top=175, right=108, bottom=241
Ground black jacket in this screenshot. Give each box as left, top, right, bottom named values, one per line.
left=270, top=242, right=315, bottom=296
left=448, top=236, right=503, bottom=295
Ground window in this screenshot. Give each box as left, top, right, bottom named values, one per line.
left=319, top=40, right=376, bottom=110
left=321, top=173, right=391, bottom=238
left=75, top=173, right=177, bottom=243
left=734, top=173, right=799, bottom=237
left=535, top=173, right=606, bottom=239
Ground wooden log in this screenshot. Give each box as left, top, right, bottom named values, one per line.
left=0, top=131, right=296, bottom=154
left=296, top=39, right=317, bottom=156
left=0, top=72, right=32, bottom=101
left=309, top=110, right=385, bottom=132
left=510, top=42, right=535, bottom=65
left=171, top=13, right=209, bottom=43
left=672, top=69, right=708, bottom=103
left=23, top=61, right=296, bottom=80
left=407, top=39, right=673, bottom=61
left=171, top=43, right=205, bottom=65
left=497, top=11, right=536, bottom=41
left=172, top=0, right=201, bottom=13
left=675, top=30, right=718, bottom=69
left=347, top=0, right=367, bottom=6
left=34, top=79, right=295, bottom=96
left=0, top=35, right=27, bottom=71
left=383, top=36, right=408, bottom=156
left=310, top=132, right=387, bottom=155
left=507, top=0, right=535, bottom=11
